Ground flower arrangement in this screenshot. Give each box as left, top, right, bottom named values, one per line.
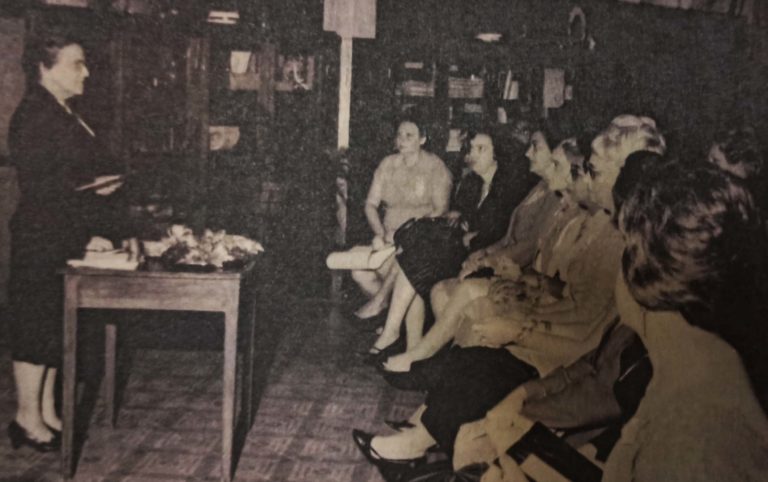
left=143, top=225, right=264, bottom=269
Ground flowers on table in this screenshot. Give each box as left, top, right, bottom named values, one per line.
left=142, top=224, right=264, bottom=268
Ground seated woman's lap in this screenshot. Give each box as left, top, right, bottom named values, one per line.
left=431, top=277, right=493, bottom=318
left=419, top=346, right=539, bottom=454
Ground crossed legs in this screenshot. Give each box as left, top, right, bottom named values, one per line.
left=371, top=265, right=418, bottom=352
left=383, top=277, right=493, bottom=371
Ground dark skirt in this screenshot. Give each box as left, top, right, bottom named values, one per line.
left=409, top=346, right=538, bottom=454
left=8, top=259, right=63, bottom=367
left=394, top=217, right=468, bottom=299
left=7, top=216, right=81, bottom=367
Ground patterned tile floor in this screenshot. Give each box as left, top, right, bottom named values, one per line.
left=0, top=298, right=424, bottom=481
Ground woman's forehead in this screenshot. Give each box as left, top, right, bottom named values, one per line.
left=398, top=122, right=419, bottom=134
left=471, top=133, right=492, bottom=147
left=56, top=44, right=86, bottom=64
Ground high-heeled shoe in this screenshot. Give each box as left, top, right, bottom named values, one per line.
left=7, top=421, right=60, bottom=453
left=351, top=429, right=425, bottom=479
left=358, top=337, right=404, bottom=366
left=45, top=424, right=62, bottom=444
left=368, top=337, right=405, bottom=357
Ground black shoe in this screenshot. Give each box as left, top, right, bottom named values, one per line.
left=364, top=337, right=405, bottom=358
left=359, top=337, right=405, bottom=366
left=44, top=424, right=62, bottom=444
left=8, top=421, right=60, bottom=453
left=351, top=429, right=425, bottom=480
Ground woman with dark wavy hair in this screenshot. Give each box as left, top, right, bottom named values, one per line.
left=606, top=164, right=768, bottom=480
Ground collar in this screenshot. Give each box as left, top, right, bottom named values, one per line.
left=27, top=83, right=75, bottom=116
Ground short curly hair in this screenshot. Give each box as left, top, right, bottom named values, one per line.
left=595, top=115, right=667, bottom=168
left=713, top=126, right=764, bottom=179
left=21, top=32, right=82, bottom=84
left=618, top=164, right=760, bottom=323
left=619, top=162, right=768, bottom=408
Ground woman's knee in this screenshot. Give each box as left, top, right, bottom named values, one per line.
left=432, top=278, right=458, bottom=307
left=351, top=269, right=373, bottom=283
left=459, top=278, right=491, bottom=299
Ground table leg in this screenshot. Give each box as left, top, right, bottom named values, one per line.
left=62, top=275, right=79, bottom=478
left=244, top=292, right=257, bottom=427
left=104, top=323, right=117, bottom=427
left=222, top=303, right=239, bottom=482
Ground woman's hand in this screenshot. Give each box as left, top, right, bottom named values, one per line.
left=459, top=259, right=484, bottom=280
left=85, top=236, right=114, bottom=252
left=493, top=257, right=522, bottom=281
left=488, top=279, right=526, bottom=305
left=93, top=175, right=124, bottom=196
left=444, top=210, right=462, bottom=227
left=484, top=386, right=535, bottom=454
left=453, top=419, right=496, bottom=470
left=471, top=320, right=521, bottom=348
left=462, top=231, right=478, bottom=248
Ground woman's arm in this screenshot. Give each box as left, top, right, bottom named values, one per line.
left=525, top=227, right=622, bottom=324
left=364, top=161, right=388, bottom=241
left=364, top=201, right=386, bottom=239
left=429, top=158, right=453, bottom=216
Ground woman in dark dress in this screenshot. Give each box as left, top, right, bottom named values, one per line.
left=368, top=129, right=526, bottom=355
left=7, top=33, right=129, bottom=452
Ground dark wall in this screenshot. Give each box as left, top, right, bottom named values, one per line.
left=349, top=0, right=764, bottom=164
left=0, top=17, right=24, bottom=157
left=580, top=1, right=750, bottom=158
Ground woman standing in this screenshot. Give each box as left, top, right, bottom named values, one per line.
left=7, top=33, right=130, bottom=451
left=351, top=117, right=452, bottom=318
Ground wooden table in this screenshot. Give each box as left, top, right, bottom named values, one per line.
left=60, top=264, right=259, bottom=481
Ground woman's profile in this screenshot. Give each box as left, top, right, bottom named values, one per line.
left=7, top=32, right=133, bottom=452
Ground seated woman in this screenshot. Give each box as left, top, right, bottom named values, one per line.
left=381, top=130, right=591, bottom=373
left=350, top=116, right=664, bottom=474
left=603, top=163, right=768, bottom=481
left=349, top=134, right=596, bottom=470
left=453, top=151, right=664, bottom=482
left=382, top=115, right=665, bottom=373
left=350, top=116, right=452, bottom=319
left=368, top=128, right=529, bottom=355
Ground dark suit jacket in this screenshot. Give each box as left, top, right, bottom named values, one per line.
left=453, top=159, right=538, bottom=252
left=9, top=83, right=125, bottom=266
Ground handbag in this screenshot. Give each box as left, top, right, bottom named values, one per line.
left=325, top=244, right=396, bottom=270
left=394, top=217, right=464, bottom=253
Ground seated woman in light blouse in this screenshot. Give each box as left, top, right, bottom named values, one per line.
left=351, top=116, right=452, bottom=319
